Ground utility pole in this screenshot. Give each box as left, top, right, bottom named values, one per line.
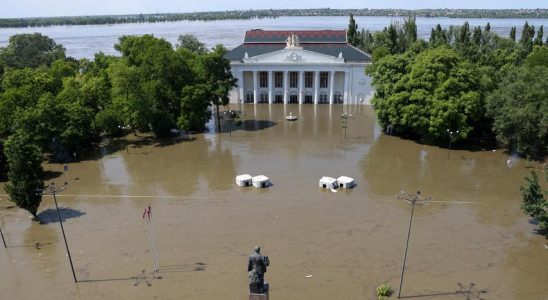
left=341, top=112, right=352, bottom=139
left=37, top=182, right=77, bottom=283
left=143, top=205, right=160, bottom=272
left=0, top=226, right=7, bottom=248
left=396, top=191, right=432, bottom=298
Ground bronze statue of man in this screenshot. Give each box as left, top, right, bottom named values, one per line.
left=248, top=245, right=270, bottom=294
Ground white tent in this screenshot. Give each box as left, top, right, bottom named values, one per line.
left=319, top=177, right=337, bottom=189
left=252, top=175, right=270, bottom=188
left=337, top=176, right=355, bottom=189
left=236, top=174, right=252, bottom=187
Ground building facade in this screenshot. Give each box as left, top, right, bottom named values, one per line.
left=225, top=30, right=374, bottom=105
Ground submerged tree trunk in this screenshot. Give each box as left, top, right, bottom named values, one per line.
left=216, top=104, right=221, bottom=133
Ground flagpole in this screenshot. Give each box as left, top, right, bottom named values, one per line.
left=149, top=213, right=160, bottom=272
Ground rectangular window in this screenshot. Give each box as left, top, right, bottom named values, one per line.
left=290, top=72, right=298, bottom=88
left=319, top=94, right=328, bottom=103
left=274, top=72, right=283, bottom=88
left=260, top=92, right=268, bottom=103
left=259, top=72, right=268, bottom=88
left=320, top=72, right=329, bottom=88
left=304, top=72, right=313, bottom=88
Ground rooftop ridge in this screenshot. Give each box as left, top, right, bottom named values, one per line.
left=244, top=29, right=348, bottom=44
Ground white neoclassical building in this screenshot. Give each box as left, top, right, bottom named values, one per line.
left=225, top=29, right=374, bottom=105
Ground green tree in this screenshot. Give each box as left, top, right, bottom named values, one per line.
left=196, top=45, right=236, bottom=132
left=525, top=46, right=548, bottom=68
left=3, top=131, right=44, bottom=218
left=485, top=66, right=548, bottom=159
left=347, top=14, right=359, bottom=47
left=178, top=84, right=212, bottom=132
left=371, top=47, right=485, bottom=142
left=520, top=170, right=547, bottom=234
left=509, top=27, right=516, bottom=42
left=534, top=25, right=544, bottom=46
left=177, top=34, right=208, bottom=54
left=0, top=33, right=66, bottom=70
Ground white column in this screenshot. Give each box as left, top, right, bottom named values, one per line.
left=268, top=71, right=273, bottom=104
left=343, top=71, right=349, bottom=104
left=329, top=70, right=335, bottom=104
left=314, top=71, right=320, bottom=104
left=283, top=71, right=289, bottom=104
left=253, top=70, right=258, bottom=104
left=298, top=71, right=304, bottom=104
left=238, top=70, right=244, bottom=103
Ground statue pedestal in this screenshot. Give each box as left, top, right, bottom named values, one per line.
left=249, top=293, right=269, bottom=300
left=249, top=283, right=269, bottom=300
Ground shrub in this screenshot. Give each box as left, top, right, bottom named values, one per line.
left=376, top=284, right=392, bottom=300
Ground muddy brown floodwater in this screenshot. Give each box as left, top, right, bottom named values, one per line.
left=1, top=104, right=547, bottom=300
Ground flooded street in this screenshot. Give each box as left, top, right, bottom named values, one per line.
left=1, top=104, right=547, bottom=300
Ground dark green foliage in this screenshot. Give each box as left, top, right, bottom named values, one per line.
left=177, top=34, right=208, bottom=54
left=196, top=45, right=236, bottom=132
left=0, top=33, right=66, bottom=69
left=509, top=27, right=516, bottom=42
left=3, top=131, right=44, bottom=218
left=534, top=26, right=544, bottom=46
left=0, top=140, right=6, bottom=180
left=525, top=47, right=548, bottom=68
left=178, top=84, right=212, bottom=132
left=485, top=66, right=548, bottom=159
left=520, top=170, right=547, bottom=234
left=371, top=47, right=485, bottom=142
left=347, top=14, right=359, bottom=47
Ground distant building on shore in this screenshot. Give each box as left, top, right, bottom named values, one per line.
left=225, top=29, right=374, bottom=105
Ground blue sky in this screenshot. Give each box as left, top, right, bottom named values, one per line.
left=1, top=0, right=546, bottom=18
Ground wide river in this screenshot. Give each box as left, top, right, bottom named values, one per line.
left=0, top=16, right=547, bottom=59
left=0, top=104, right=547, bottom=299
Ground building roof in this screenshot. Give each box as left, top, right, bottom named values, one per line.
left=225, top=43, right=371, bottom=63
left=244, top=30, right=347, bottom=44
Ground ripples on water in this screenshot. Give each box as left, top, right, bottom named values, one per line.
left=0, top=16, right=546, bottom=59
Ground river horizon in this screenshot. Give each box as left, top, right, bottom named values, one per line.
left=1, top=16, right=547, bottom=59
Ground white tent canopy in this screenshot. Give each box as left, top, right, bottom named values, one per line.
left=252, top=175, right=270, bottom=188
left=236, top=174, right=252, bottom=187
left=319, top=176, right=337, bottom=189
left=337, top=176, right=355, bottom=189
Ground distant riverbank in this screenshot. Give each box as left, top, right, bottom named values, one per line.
left=1, top=8, right=547, bottom=28
left=2, top=16, right=546, bottom=59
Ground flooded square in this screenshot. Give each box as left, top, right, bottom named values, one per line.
left=1, top=104, right=546, bottom=299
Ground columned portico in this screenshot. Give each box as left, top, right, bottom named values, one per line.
left=314, top=71, right=320, bottom=104
left=268, top=70, right=273, bottom=104
left=226, top=30, right=374, bottom=105
left=252, top=70, right=258, bottom=104
left=343, top=71, right=349, bottom=104
left=329, top=71, right=335, bottom=104
left=283, top=71, right=289, bottom=104
left=298, top=71, right=304, bottom=104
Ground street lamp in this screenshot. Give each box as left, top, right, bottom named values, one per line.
left=36, top=181, right=77, bottom=283
left=0, top=226, right=6, bottom=248
left=396, top=190, right=432, bottom=298
left=341, top=112, right=352, bottom=139
left=447, top=129, right=459, bottom=159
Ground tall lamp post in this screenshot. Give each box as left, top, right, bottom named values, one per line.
left=396, top=190, right=432, bottom=298
left=0, top=226, right=7, bottom=248
left=341, top=112, right=352, bottom=139
left=447, top=129, right=459, bottom=159
left=37, top=182, right=77, bottom=283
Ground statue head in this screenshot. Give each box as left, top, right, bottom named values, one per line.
left=254, top=245, right=261, bottom=253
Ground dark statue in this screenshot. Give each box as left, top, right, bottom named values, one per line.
left=248, top=245, right=270, bottom=294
